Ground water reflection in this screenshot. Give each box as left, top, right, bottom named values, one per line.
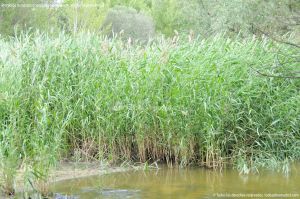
left=51, top=165, right=300, bottom=199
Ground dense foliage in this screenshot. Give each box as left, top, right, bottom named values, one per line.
left=0, top=0, right=299, bottom=38
left=0, top=0, right=299, bottom=196
left=0, top=32, right=299, bottom=194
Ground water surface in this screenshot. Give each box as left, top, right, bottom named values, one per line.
left=51, top=165, right=300, bottom=199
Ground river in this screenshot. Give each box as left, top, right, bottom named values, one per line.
left=50, top=165, right=300, bottom=199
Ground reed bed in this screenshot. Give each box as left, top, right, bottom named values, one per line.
left=0, top=32, right=299, bottom=195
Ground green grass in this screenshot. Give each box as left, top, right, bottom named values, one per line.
left=0, top=32, right=299, bottom=195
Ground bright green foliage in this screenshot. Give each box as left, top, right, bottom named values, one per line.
left=59, top=0, right=109, bottom=33
left=0, top=33, right=299, bottom=191
left=151, top=0, right=182, bottom=36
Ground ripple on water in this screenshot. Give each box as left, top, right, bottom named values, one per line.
left=80, top=187, right=141, bottom=198
left=54, top=193, right=79, bottom=199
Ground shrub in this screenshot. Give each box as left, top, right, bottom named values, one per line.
left=101, top=6, right=155, bottom=42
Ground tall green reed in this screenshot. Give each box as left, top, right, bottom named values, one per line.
left=0, top=32, right=299, bottom=194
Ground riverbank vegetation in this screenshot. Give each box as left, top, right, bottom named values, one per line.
left=0, top=31, right=299, bottom=196
left=0, top=0, right=299, bottom=197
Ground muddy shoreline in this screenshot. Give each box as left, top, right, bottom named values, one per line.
left=13, top=162, right=133, bottom=193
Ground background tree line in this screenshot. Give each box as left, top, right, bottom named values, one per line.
left=0, top=0, right=299, bottom=40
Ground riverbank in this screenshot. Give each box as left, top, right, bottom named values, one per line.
left=1, top=32, right=299, bottom=196
left=10, top=162, right=137, bottom=197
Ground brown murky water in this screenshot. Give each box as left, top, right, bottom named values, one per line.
left=50, top=165, right=300, bottom=199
